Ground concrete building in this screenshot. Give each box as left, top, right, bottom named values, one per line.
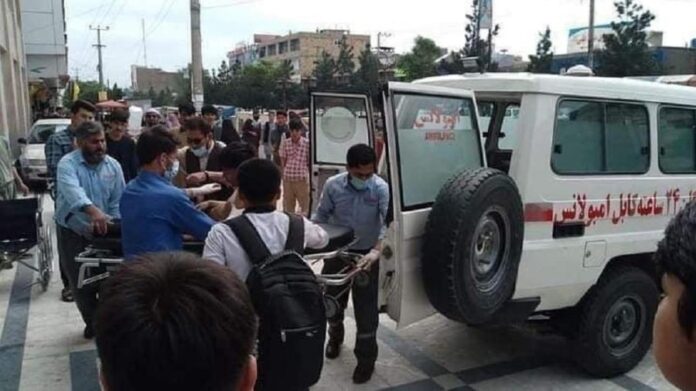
left=20, top=0, right=68, bottom=113
left=130, top=66, right=180, bottom=93
left=227, top=30, right=371, bottom=82
left=1, top=0, right=32, bottom=151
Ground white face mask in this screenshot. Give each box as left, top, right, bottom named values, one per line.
left=164, top=159, right=179, bottom=181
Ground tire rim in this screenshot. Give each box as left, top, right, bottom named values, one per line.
left=602, top=295, right=645, bottom=357
left=469, top=206, right=511, bottom=293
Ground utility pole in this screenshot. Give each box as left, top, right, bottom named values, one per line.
left=588, top=0, right=596, bottom=69
left=90, top=25, right=109, bottom=88
left=190, top=0, right=204, bottom=112
left=72, top=67, right=80, bottom=82
left=142, top=19, right=148, bottom=67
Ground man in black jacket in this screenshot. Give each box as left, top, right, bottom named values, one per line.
left=106, top=110, right=138, bottom=182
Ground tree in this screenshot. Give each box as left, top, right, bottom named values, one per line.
left=353, top=47, right=381, bottom=95
left=275, top=59, right=294, bottom=110
left=111, top=83, right=124, bottom=100
left=335, top=35, right=355, bottom=86
left=596, top=0, right=658, bottom=77
left=528, top=27, right=554, bottom=74
left=312, top=51, right=337, bottom=90
left=397, top=36, right=442, bottom=82
left=463, top=0, right=500, bottom=72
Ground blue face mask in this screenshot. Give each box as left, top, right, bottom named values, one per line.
left=191, top=145, right=209, bottom=158
left=350, top=176, right=369, bottom=191
left=164, top=160, right=179, bottom=182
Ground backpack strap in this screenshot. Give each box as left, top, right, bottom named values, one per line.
left=224, top=216, right=272, bottom=265
left=284, top=213, right=305, bottom=254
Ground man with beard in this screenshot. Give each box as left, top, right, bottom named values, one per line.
left=55, top=121, right=125, bottom=339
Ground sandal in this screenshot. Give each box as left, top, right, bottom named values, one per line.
left=61, top=287, right=74, bottom=302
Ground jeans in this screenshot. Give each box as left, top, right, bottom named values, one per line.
left=321, top=250, right=379, bottom=365
left=56, top=225, right=99, bottom=328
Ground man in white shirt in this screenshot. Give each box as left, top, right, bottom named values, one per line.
left=203, top=159, right=328, bottom=280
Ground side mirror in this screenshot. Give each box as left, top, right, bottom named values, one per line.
left=17, top=138, right=27, bottom=145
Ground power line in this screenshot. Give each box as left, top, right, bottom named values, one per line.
left=201, top=0, right=264, bottom=9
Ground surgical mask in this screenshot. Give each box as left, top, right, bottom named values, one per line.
left=191, top=145, right=209, bottom=158
left=164, top=160, right=179, bottom=181
left=350, top=176, right=369, bottom=191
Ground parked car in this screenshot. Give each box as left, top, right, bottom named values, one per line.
left=309, top=74, right=696, bottom=378
left=18, top=118, right=71, bottom=185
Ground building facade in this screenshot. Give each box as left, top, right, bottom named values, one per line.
left=227, top=30, right=370, bottom=82
left=131, top=66, right=180, bottom=93
left=20, top=0, right=68, bottom=114
left=552, top=47, right=696, bottom=75
left=1, top=0, right=32, bottom=152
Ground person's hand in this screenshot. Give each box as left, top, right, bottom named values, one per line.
left=358, top=249, right=381, bottom=271
left=87, top=207, right=110, bottom=236
left=186, top=172, right=207, bottom=186
left=196, top=200, right=220, bottom=211
left=17, top=181, right=29, bottom=196
left=189, top=183, right=222, bottom=197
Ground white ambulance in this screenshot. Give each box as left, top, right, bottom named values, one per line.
left=309, top=73, right=696, bottom=377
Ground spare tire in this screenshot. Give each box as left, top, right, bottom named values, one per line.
left=422, top=168, right=524, bottom=325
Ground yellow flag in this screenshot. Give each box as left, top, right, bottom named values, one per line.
left=72, top=82, right=80, bottom=102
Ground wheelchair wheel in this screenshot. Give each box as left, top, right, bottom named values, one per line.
left=37, top=225, right=52, bottom=292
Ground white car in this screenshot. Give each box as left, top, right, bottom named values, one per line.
left=309, top=74, right=696, bottom=378
left=19, top=118, right=71, bottom=183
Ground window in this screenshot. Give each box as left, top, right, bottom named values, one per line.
left=477, top=102, right=494, bottom=135
left=313, top=95, right=371, bottom=165
left=394, top=94, right=483, bottom=209
left=552, top=100, right=649, bottom=175
left=258, top=47, right=266, bottom=58
left=278, top=41, right=288, bottom=54
left=499, top=104, right=520, bottom=150
left=267, top=45, right=277, bottom=56
left=659, top=107, right=696, bottom=173
left=290, top=39, right=300, bottom=52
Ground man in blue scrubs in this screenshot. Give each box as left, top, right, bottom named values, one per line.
left=120, top=126, right=216, bottom=259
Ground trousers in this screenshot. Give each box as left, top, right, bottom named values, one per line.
left=282, top=179, right=310, bottom=216
left=321, top=251, right=379, bottom=365
left=56, top=225, right=99, bottom=327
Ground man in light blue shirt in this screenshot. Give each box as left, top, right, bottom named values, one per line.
left=313, top=144, right=389, bottom=384
left=55, top=121, right=125, bottom=339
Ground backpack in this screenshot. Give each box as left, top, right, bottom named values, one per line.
left=225, top=213, right=326, bottom=390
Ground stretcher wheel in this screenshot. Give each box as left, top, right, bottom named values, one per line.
left=354, top=271, right=370, bottom=287
left=324, top=295, right=340, bottom=319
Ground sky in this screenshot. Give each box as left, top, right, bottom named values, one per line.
left=64, top=0, right=696, bottom=87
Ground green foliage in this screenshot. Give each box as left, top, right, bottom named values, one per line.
left=335, top=35, right=355, bottom=86
left=596, top=0, right=659, bottom=77
left=353, top=47, right=381, bottom=95
left=463, top=0, right=500, bottom=72
left=312, top=51, right=337, bottom=90
left=397, top=36, right=442, bottom=82
left=528, top=27, right=554, bottom=73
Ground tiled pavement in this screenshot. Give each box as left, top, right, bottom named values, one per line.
left=0, top=200, right=678, bottom=390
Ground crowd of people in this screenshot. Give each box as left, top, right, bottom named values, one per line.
left=37, top=98, right=388, bottom=389
left=3, top=97, right=696, bottom=390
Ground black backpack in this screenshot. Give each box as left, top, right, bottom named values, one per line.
left=226, top=213, right=326, bottom=390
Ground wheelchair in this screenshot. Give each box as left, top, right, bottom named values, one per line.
left=74, top=221, right=377, bottom=318
left=0, top=196, right=53, bottom=291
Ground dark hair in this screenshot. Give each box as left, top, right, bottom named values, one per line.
left=178, top=103, right=196, bottom=117
left=110, top=109, right=130, bottom=123
left=276, top=110, right=287, bottom=118
left=220, top=142, right=257, bottom=170
left=95, top=252, right=257, bottom=391
left=201, top=104, right=218, bottom=117
left=346, top=144, right=377, bottom=168
left=289, top=111, right=299, bottom=119
left=241, top=119, right=254, bottom=133
left=289, top=118, right=304, bottom=131
left=136, top=126, right=178, bottom=165
left=75, top=121, right=104, bottom=140
left=222, top=118, right=235, bottom=132
left=238, top=159, right=281, bottom=204
left=655, top=201, right=696, bottom=340
left=182, top=117, right=212, bottom=136
left=71, top=99, right=97, bottom=115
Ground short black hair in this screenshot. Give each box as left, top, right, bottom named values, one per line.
left=178, top=103, right=196, bottom=117
left=219, top=142, right=257, bottom=170
left=346, top=143, right=377, bottom=168
left=71, top=99, right=97, bottom=115
left=201, top=104, right=218, bottom=117
left=289, top=118, right=304, bottom=131
left=75, top=121, right=104, bottom=140
left=110, top=109, right=129, bottom=123
left=136, top=125, right=178, bottom=165
left=655, top=201, right=696, bottom=340
left=276, top=110, right=287, bottom=118
left=182, top=117, right=212, bottom=136
left=238, top=159, right=281, bottom=204
left=95, top=252, right=257, bottom=391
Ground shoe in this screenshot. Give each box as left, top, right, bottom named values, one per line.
left=325, top=338, right=341, bottom=359
left=1, top=262, right=13, bottom=270
left=61, top=288, right=74, bottom=303
left=83, top=325, right=95, bottom=340
left=352, top=363, right=375, bottom=384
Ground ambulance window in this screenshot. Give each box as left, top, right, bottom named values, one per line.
left=477, top=102, right=495, bottom=135
left=313, top=96, right=371, bottom=165
left=394, top=94, right=483, bottom=210
left=499, top=104, right=521, bottom=150
left=659, top=107, right=696, bottom=173
left=552, top=99, right=649, bottom=175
